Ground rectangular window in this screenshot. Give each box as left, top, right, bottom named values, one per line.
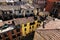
left=0, top=35, right=2, bottom=39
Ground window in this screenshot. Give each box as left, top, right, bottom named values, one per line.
left=38, top=20, right=41, bottom=23
left=0, top=35, right=2, bottom=39
left=30, top=27, right=31, bottom=29
left=17, top=33, right=20, bottom=36
left=27, top=10, right=29, bottom=13
left=30, top=22, right=35, bottom=25
left=16, top=29, right=20, bottom=32
left=7, top=3, right=13, bottom=5
left=25, top=28, right=26, bottom=31
left=32, top=26, right=34, bottom=28
left=24, top=24, right=27, bottom=26
left=12, top=35, right=16, bottom=38
left=19, top=10, right=21, bottom=13
left=11, top=30, right=14, bottom=34
left=19, top=0, right=21, bottom=1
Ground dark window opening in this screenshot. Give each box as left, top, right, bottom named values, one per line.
left=19, top=10, right=21, bottom=13
left=25, top=28, right=26, bottom=31
left=16, top=29, right=20, bottom=32
left=0, top=35, right=2, bottom=39
left=17, top=33, right=20, bottom=37
left=7, top=3, right=13, bottom=5
left=38, top=21, right=41, bottom=23
left=30, top=27, right=31, bottom=29
left=19, top=0, right=21, bottom=1
left=30, top=22, right=35, bottom=25
left=11, top=30, right=14, bottom=34
left=8, top=22, right=10, bottom=23
left=12, top=35, right=16, bottom=38
left=12, top=21, right=15, bottom=25
left=37, top=24, right=39, bottom=27
left=32, top=10, right=33, bottom=12
left=38, top=24, right=40, bottom=26
left=32, top=26, right=34, bottom=28
left=24, top=24, right=27, bottom=26
left=9, top=11, right=12, bottom=13
left=27, top=10, right=29, bottom=13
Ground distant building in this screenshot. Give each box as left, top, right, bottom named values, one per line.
left=0, top=0, right=19, bottom=2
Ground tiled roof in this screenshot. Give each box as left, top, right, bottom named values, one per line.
left=38, top=19, right=60, bottom=29
left=34, top=19, right=60, bottom=40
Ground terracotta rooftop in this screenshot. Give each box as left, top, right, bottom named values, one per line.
left=34, top=29, right=60, bottom=40
left=34, top=19, right=60, bottom=40
left=38, top=19, right=60, bottom=29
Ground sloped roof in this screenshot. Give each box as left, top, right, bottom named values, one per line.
left=38, top=19, right=60, bottom=29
